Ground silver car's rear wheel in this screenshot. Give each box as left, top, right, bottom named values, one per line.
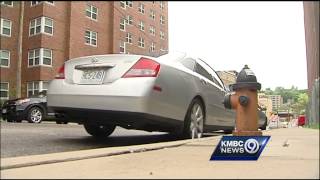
left=83, top=123, right=116, bottom=138
left=183, top=99, right=204, bottom=139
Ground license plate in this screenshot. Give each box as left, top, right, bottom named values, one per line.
left=2, top=109, right=7, bottom=114
left=80, top=69, right=105, bottom=84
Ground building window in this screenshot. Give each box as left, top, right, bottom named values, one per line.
left=150, top=10, right=155, bottom=20
left=42, top=49, right=52, bottom=65
left=126, top=15, right=133, bottom=25
left=138, top=3, right=144, bottom=14
left=160, top=31, right=165, bottom=39
left=126, top=1, right=132, bottom=8
left=120, top=1, right=126, bottom=9
left=0, top=50, right=10, bottom=67
left=150, top=42, right=155, bottom=52
left=0, top=18, right=12, bottom=37
left=44, top=17, right=53, bottom=34
left=119, top=41, right=125, bottom=54
left=28, top=48, right=52, bottom=67
left=0, top=82, right=9, bottom=100
left=138, top=21, right=144, bottom=31
left=29, top=17, right=53, bottom=36
left=138, top=37, right=144, bottom=48
left=120, top=18, right=126, bottom=31
left=31, top=1, right=54, bottom=6
left=85, top=30, right=97, bottom=46
left=160, top=15, right=165, bottom=25
left=27, top=81, right=48, bottom=97
left=160, top=1, right=164, bottom=10
left=1, top=1, right=13, bottom=7
left=86, top=4, right=98, bottom=20
left=126, top=33, right=132, bottom=44
left=149, top=26, right=155, bottom=36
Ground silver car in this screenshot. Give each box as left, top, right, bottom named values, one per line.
left=47, top=52, right=266, bottom=139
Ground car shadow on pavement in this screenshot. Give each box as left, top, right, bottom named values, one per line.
left=49, top=133, right=223, bottom=151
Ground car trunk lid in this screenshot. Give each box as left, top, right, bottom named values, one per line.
left=64, top=55, right=151, bottom=84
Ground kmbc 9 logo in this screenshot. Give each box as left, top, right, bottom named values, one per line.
left=210, top=136, right=270, bottom=161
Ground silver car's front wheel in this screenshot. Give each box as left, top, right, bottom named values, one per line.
left=183, top=99, right=204, bottom=139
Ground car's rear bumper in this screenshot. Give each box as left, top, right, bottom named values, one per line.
left=47, top=78, right=157, bottom=113
left=51, top=107, right=182, bottom=132
left=48, top=94, right=149, bottom=113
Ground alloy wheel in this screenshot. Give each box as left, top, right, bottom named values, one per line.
left=189, top=103, right=204, bottom=139
left=30, top=108, right=42, bottom=123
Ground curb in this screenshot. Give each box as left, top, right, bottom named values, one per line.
left=1, top=136, right=218, bottom=170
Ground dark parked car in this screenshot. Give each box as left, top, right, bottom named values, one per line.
left=1, top=91, right=57, bottom=123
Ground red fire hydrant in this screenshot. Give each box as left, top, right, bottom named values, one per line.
left=223, top=65, right=262, bottom=136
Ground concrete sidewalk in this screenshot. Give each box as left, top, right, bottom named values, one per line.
left=1, top=127, right=319, bottom=179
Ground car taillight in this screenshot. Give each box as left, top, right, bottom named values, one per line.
left=122, top=57, right=160, bottom=78
left=55, top=64, right=65, bottom=79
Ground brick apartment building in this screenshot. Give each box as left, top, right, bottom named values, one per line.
left=0, top=1, right=168, bottom=100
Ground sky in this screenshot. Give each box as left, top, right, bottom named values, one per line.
left=168, top=1, right=308, bottom=90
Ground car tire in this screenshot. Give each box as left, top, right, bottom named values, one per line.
left=183, top=98, right=205, bottom=139
left=260, top=118, right=267, bottom=130
left=83, top=123, right=116, bottom=138
left=27, top=107, right=43, bottom=123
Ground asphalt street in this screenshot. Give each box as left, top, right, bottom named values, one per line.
left=0, top=121, right=179, bottom=158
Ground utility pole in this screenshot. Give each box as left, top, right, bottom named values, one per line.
left=16, top=1, right=24, bottom=98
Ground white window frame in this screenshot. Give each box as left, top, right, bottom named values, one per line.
left=120, top=18, right=126, bottom=31
left=138, top=37, right=145, bottom=48
left=29, top=16, right=53, bottom=36
left=150, top=42, right=155, bottom=52
left=28, top=48, right=52, bottom=67
left=27, top=81, right=48, bottom=97
left=149, top=26, right=155, bottom=36
left=126, top=1, right=132, bottom=8
left=126, top=33, right=132, bottom=44
left=30, top=1, right=54, bottom=7
left=126, top=15, right=133, bottom=26
left=120, top=1, right=126, bottom=9
left=85, top=30, right=97, bottom=47
left=42, top=48, right=52, bottom=66
left=138, top=3, right=144, bottom=14
left=86, top=4, right=98, bottom=21
left=160, top=1, right=164, bottom=10
left=0, top=18, right=12, bottom=37
left=119, top=40, right=126, bottom=54
left=0, top=82, right=9, bottom=100
left=160, top=15, right=165, bottom=25
left=1, top=1, right=13, bottom=7
left=0, top=50, right=10, bottom=68
left=150, top=10, right=155, bottom=20
left=160, top=31, right=165, bottom=39
left=138, top=21, right=144, bottom=31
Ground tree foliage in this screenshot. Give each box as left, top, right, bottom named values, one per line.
left=261, top=86, right=308, bottom=115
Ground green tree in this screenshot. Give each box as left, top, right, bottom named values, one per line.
left=292, top=93, right=308, bottom=115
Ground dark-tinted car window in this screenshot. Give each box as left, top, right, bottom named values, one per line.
left=195, top=63, right=214, bottom=82
left=181, top=58, right=196, bottom=71
left=197, top=59, right=225, bottom=89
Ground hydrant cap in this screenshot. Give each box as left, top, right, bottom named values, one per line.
left=230, top=65, right=261, bottom=90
